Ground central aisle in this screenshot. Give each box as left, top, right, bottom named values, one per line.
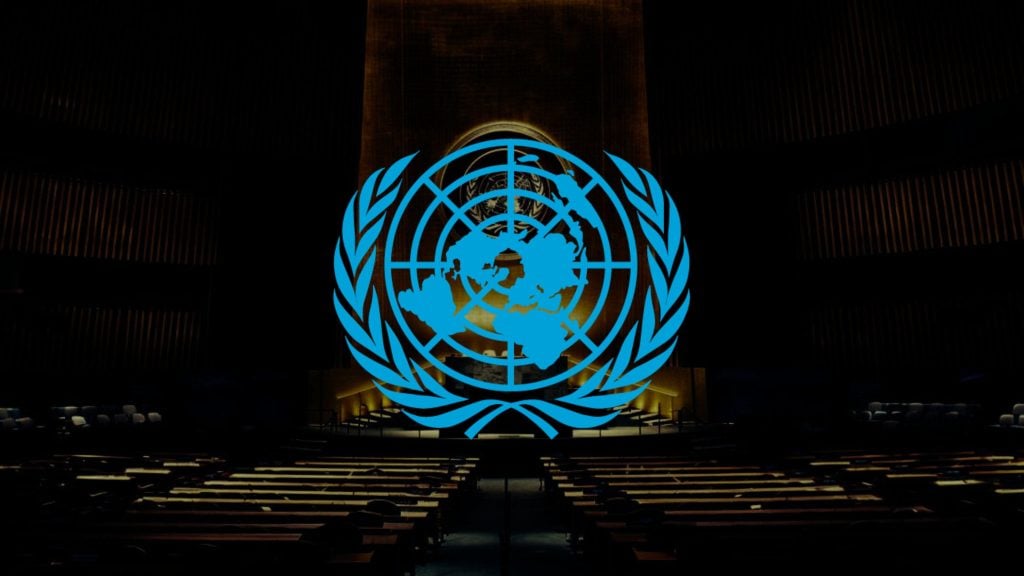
left=421, top=477, right=586, bottom=576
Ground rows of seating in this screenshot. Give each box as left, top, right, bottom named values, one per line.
left=995, top=403, right=1024, bottom=427
left=542, top=448, right=1021, bottom=573
left=51, top=404, right=163, bottom=431
left=0, top=403, right=163, bottom=436
left=855, top=401, right=980, bottom=425
left=1, top=451, right=477, bottom=574
left=0, top=406, right=34, bottom=431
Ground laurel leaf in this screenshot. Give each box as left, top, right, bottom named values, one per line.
left=358, top=168, right=382, bottom=224
left=609, top=324, right=637, bottom=383
left=334, top=241, right=356, bottom=307
left=465, top=403, right=517, bottom=438
left=624, top=187, right=657, bottom=224
left=568, top=382, right=648, bottom=410
left=386, top=325, right=416, bottom=385
left=607, top=346, right=674, bottom=390
left=376, top=383, right=463, bottom=410
left=670, top=240, right=690, bottom=303
left=562, top=362, right=609, bottom=401
left=666, top=195, right=682, bottom=265
left=647, top=293, right=689, bottom=353
left=640, top=218, right=667, bottom=265
left=648, top=248, right=669, bottom=312
left=641, top=168, right=665, bottom=224
left=607, top=153, right=647, bottom=199
left=662, top=240, right=689, bottom=310
left=354, top=250, right=375, bottom=314
left=521, top=400, right=618, bottom=429
left=368, top=290, right=384, bottom=355
left=335, top=292, right=373, bottom=352
left=342, top=197, right=357, bottom=267
left=509, top=404, right=559, bottom=439
left=354, top=217, right=384, bottom=265
left=376, top=153, right=416, bottom=202
left=412, top=363, right=463, bottom=402
left=349, top=344, right=417, bottom=390
left=638, top=288, right=658, bottom=358
left=403, top=399, right=503, bottom=429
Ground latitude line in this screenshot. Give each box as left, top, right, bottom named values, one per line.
left=533, top=178, right=600, bottom=238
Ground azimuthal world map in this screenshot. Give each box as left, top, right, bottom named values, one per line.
left=383, top=136, right=639, bottom=393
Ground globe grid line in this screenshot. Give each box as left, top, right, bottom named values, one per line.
left=406, top=165, right=620, bottom=375
left=334, top=139, right=688, bottom=437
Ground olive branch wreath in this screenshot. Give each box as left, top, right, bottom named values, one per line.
left=333, top=152, right=689, bottom=438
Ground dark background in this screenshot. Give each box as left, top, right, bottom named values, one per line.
left=1, top=1, right=1022, bottom=429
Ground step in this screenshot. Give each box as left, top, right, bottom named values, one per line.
left=644, top=417, right=675, bottom=426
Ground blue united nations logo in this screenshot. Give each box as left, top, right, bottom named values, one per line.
left=333, top=137, right=689, bottom=438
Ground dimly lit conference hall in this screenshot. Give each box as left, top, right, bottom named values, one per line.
left=2, top=1, right=1024, bottom=573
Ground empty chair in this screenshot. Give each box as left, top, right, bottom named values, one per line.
left=925, top=403, right=945, bottom=420
left=998, top=414, right=1014, bottom=427
left=871, top=411, right=888, bottom=421
left=867, top=401, right=883, bottom=412
left=1, top=418, right=15, bottom=430
left=95, top=414, right=112, bottom=426
left=349, top=509, right=384, bottom=528
left=81, top=405, right=98, bottom=421
left=604, top=496, right=638, bottom=516
left=146, top=412, right=162, bottom=424
left=0, top=408, right=7, bottom=419
left=63, top=406, right=79, bottom=417
left=122, top=404, right=137, bottom=415
left=421, top=473, right=445, bottom=486
left=308, top=519, right=363, bottom=552
left=1019, top=414, right=1024, bottom=426
left=131, top=413, right=146, bottom=424
left=113, top=413, right=130, bottom=426
left=908, top=402, right=924, bottom=413
left=70, top=415, right=88, bottom=427
left=365, top=499, right=401, bottom=516
left=15, top=417, right=33, bottom=429
left=1013, top=404, right=1024, bottom=416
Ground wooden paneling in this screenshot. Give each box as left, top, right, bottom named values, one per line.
left=798, top=160, right=1024, bottom=260
left=3, top=304, right=206, bottom=371
left=0, top=170, right=218, bottom=266
left=649, top=2, right=1024, bottom=154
